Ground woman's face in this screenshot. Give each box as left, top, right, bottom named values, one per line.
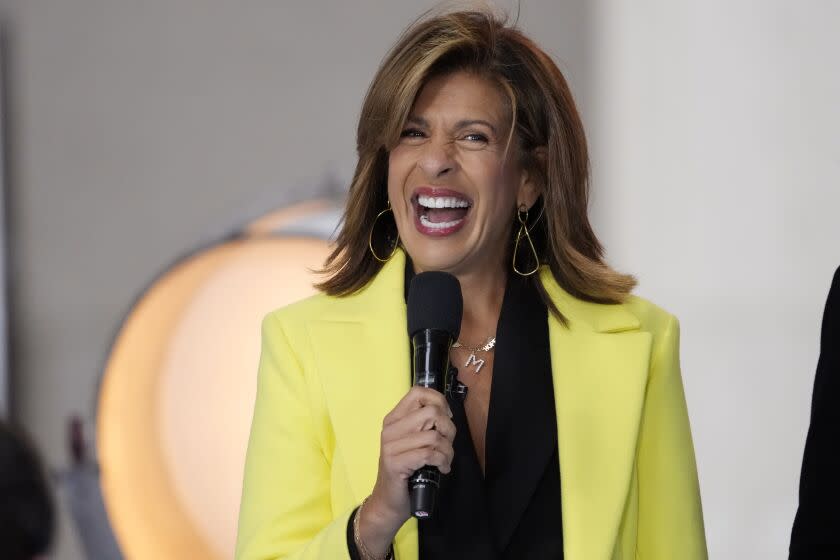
left=387, top=70, right=538, bottom=278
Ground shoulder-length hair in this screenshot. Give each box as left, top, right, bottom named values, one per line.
left=317, top=7, right=636, bottom=318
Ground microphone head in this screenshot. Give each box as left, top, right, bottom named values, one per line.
left=407, top=271, right=463, bottom=339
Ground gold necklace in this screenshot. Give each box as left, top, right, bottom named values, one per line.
left=451, top=336, right=496, bottom=373
left=451, top=337, right=496, bottom=352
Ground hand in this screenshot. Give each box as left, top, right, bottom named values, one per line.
left=358, top=386, right=456, bottom=555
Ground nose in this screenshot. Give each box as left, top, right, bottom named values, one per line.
left=417, top=137, right=457, bottom=179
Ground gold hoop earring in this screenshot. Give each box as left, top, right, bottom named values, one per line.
left=368, top=202, right=400, bottom=262
left=513, top=203, right=540, bottom=276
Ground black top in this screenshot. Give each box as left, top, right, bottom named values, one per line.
left=790, top=266, right=840, bottom=559
left=349, top=265, right=564, bottom=558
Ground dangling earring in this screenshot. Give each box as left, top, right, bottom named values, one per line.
left=368, top=201, right=400, bottom=262
left=513, top=203, right=540, bottom=276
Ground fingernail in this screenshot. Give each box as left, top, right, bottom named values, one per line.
left=447, top=407, right=453, bottom=418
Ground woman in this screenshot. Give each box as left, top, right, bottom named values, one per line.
left=236, top=8, right=706, bottom=560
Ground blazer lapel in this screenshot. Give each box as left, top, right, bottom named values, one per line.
left=308, top=251, right=418, bottom=560
left=486, top=273, right=557, bottom=553
left=541, top=270, right=652, bottom=560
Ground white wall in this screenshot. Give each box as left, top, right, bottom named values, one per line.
left=590, top=1, right=840, bottom=558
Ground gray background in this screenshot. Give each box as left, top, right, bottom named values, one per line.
left=0, top=1, right=837, bottom=558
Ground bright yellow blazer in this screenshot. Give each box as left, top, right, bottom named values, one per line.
left=235, top=251, right=707, bottom=560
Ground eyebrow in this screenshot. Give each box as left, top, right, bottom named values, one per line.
left=406, top=115, right=498, bottom=135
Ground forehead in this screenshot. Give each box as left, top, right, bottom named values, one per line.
left=411, top=70, right=508, bottom=125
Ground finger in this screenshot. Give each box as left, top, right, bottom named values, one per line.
left=402, top=402, right=450, bottom=432
left=382, top=404, right=455, bottom=442
left=423, top=413, right=456, bottom=442
left=382, top=428, right=452, bottom=459
left=430, top=416, right=456, bottom=442
left=383, top=387, right=451, bottom=426
left=383, top=387, right=450, bottom=427
left=394, top=447, right=452, bottom=476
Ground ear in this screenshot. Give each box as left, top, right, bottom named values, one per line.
left=516, top=146, right=547, bottom=210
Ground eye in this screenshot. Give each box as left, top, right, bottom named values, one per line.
left=462, top=132, right=489, bottom=143
left=399, top=128, right=426, bottom=139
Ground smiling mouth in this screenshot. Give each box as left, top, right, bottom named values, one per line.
left=412, top=193, right=472, bottom=234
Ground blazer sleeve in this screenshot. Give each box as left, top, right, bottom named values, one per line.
left=636, top=314, right=708, bottom=559
left=235, top=312, right=353, bottom=560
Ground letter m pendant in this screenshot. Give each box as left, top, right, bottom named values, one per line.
left=464, top=353, right=485, bottom=373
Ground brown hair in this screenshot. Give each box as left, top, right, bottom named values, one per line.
left=317, top=7, right=636, bottom=318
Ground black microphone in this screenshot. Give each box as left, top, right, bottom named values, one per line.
left=406, top=271, right=463, bottom=519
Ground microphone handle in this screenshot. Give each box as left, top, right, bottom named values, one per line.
left=409, top=329, right=453, bottom=519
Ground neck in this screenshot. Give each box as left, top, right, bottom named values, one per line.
left=452, top=261, right=508, bottom=344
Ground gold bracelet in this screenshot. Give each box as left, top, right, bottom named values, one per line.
left=353, top=496, right=392, bottom=560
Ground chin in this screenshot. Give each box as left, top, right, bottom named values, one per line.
left=402, top=241, right=467, bottom=274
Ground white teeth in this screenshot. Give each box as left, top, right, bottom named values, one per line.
left=417, top=195, right=470, bottom=209
left=420, top=215, right=463, bottom=229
